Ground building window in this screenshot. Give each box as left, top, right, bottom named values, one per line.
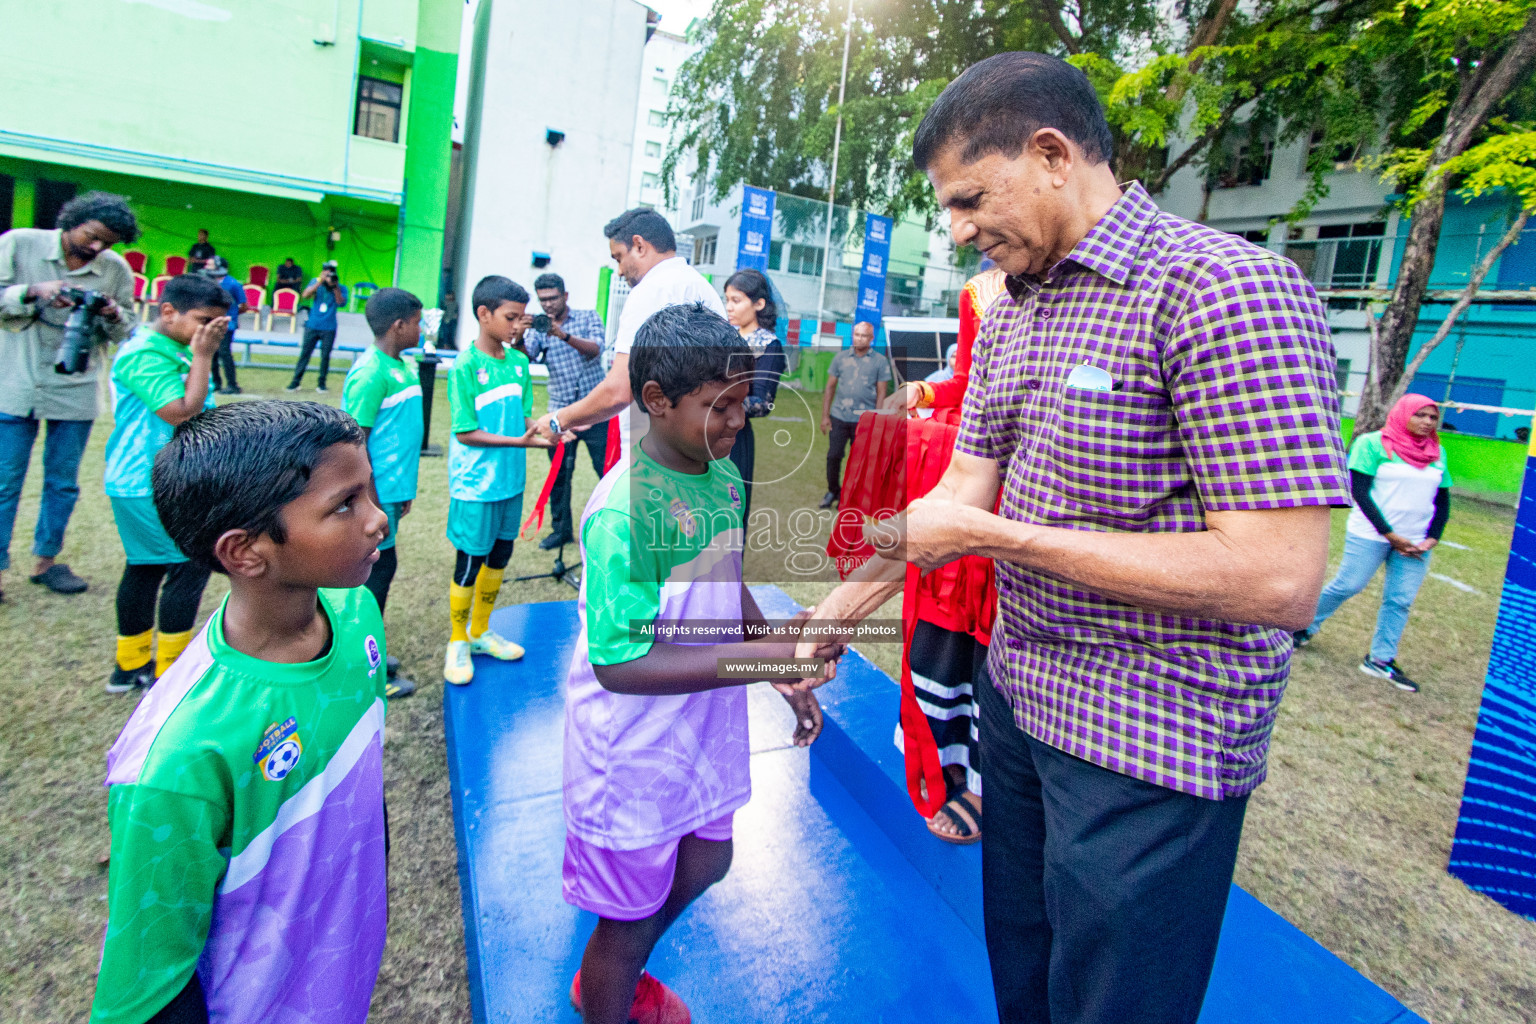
left=354, top=77, right=403, bottom=143
left=690, top=191, right=706, bottom=222
left=641, top=172, right=660, bottom=192
left=1210, top=137, right=1274, bottom=189
left=1285, top=221, right=1385, bottom=308
left=1233, top=229, right=1269, bottom=244
left=1307, top=131, right=1361, bottom=172
left=783, top=242, right=823, bottom=276
left=647, top=110, right=667, bottom=128
left=694, top=234, right=718, bottom=266
left=653, top=76, right=669, bottom=93
left=645, top=141, right=662, bottom=159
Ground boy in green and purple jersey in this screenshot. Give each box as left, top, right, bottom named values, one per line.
left=92, top=400, right=392, bottom=1024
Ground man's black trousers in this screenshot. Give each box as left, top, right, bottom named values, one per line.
left=825, top=415, right=859, bottom=496
left=977, top=661, right=1248, bottom=1024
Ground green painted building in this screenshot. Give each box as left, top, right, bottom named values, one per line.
left=0, top=0, right=461, bottom=304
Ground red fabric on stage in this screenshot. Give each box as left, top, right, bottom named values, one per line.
left=520, top=441, right=566, bottom=540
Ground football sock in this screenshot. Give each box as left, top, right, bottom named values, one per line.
left=156, top=630, right=193, bottom=677
left=449, top=583, right=474, bottom=643
left=116, top=630, right=153, bottom=673
left=470, top=566, right=505, bottom=639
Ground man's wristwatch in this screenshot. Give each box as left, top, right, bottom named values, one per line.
left=548, top=411, right=562, bottom=435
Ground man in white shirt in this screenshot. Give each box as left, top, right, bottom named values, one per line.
left=527, top=208, right=726, bottom=456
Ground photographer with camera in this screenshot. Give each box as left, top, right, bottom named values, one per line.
left=522, top=272, right=606, bottom=550
left=286, top=259, right=348, bottom=393
left=0, top=191, right=138, bottom=600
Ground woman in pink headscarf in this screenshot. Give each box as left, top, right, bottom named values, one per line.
left=1294, top=394, right=1452, bottom=693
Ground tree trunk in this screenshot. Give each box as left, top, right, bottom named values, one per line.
left=1356, top=9, right=1536, bottom=433
left=1379, top=209, right=1530, bottom=411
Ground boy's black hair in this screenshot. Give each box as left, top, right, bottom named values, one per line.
left=629, top=303, right=751, bottom=405
left=603, top=208, right=676, bottom=254
left=912, top=52, right=1114, bottom=171
left=723, top=268, right=777, bottom=330
left=57, top=191, right=141, bottom=244
left=533, top=272, right=566, bottom=293
left=365, top=287, right=423, bottom=337
left=153, top=401, right=366, bottom=574
left=471, top=275, right=529, bottom=318
left=161, top=274, right=231, bottom=313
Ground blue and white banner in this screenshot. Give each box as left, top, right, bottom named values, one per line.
left=855, top=213, right=893, bottom=327
left=736, top=186, right=775, bottom=271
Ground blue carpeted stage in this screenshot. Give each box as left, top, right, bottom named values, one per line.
left=444, top=587, right=1427, bottom=1023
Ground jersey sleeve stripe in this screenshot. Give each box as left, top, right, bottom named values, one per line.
left=105, top=629, right=216, bottom=786
left=220, top=697, right=385, bottom=893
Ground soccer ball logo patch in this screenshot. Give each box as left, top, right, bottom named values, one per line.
left=254, top=717, right=303, bottom=782
left=263, top=738, right=303, bottom=781
left=365, top=635, right=382, bottom=671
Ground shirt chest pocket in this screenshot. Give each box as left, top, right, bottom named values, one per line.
left=1038, top=381, right=1182, bottom=515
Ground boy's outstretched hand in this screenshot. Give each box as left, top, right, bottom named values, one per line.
left=782, top=687, right=823, bottom=746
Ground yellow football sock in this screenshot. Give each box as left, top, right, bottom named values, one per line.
left=116, top=630, right=153, bottom=672
left=470, top=566, right=505, bottom=639
left=449, top=582, right=474, bottom=643
left=155, top=630, right=193, bottom=677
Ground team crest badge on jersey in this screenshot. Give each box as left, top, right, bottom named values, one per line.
left=365, top=634, right=382, bottom=671
left=255, top=718, right=303, bottom=782
left=477, top=368, right=490, bottom=385
left=669, top=498, right=697, bottom=538
left=727, top=483, right=742, bottom=510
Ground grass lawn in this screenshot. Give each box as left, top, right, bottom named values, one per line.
left=2, top=363, right=1534, bottom=1023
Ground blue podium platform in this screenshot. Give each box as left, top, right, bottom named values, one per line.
left=444, top=588, right=1427, bottom=1024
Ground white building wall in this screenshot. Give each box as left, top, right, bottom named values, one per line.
left=453, top=0, right=648, bottom=345
left=626, top=28, right=698, bottom=220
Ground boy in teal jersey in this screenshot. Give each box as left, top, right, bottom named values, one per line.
left=103, top=274, right=230, bottom=694
left=443, top=275, right=562, bottom=684
left=344, top=286, right=425, bottom=699
left=92, top=400, right=392, bottom=1024
left=563, top=304, right=839, bottom=1024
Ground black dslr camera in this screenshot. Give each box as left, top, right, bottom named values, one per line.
left=529, top=313, right=553, bottom=334
left=53, top=288, right=111, bottom=375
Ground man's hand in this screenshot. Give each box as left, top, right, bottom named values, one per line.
left=398, top=499, right=413, bottom=519
left=821, top=414, right=833, bottom=434
left=526, top=409, right=561, bottom=445
left=101, top=296, right=126, bottom=324
left=190, top=317, right=230, bottom=360
left=1417, top=537, right=1439, bottom=554
left=882, top=383, right=921, bottom=415
left=1385, top=532, right=1424, bottom=559
left=512, top=313, right=534, bottom=340
left=26, top=280, right=68, bottom=306
left=781, top=688, right=824, bottom=746
left=868, top=498, right=976, bottom=571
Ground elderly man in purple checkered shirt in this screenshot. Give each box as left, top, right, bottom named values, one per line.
left=811, top=53, right=1350, bottom=1024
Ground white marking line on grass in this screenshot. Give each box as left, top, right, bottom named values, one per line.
left=1438, top=541, right=1471, bottom=550
left=1431, top=572, right=1482, bottom=596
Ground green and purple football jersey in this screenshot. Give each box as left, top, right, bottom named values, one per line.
left=91, top=587, right=389, bottom=1024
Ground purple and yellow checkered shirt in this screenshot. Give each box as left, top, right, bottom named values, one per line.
left=957, top=183, right=1349, bottom=800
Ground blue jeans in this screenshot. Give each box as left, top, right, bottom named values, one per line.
left=1307, top=532, right=1432, bottom=662
left=0, top=412, right=93, bottom=572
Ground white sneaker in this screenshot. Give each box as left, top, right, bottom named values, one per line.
left=443, top=640, right=474, bottom=685
left=469, top=630, right=525, bottom=661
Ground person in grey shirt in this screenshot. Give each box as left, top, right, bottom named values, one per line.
left=0, top=192, right=138, bottom=598
left=820, top=320, right=892, bottom=508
